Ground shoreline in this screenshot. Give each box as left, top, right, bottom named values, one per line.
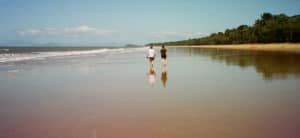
left=165, top=43, right=300, bottom=53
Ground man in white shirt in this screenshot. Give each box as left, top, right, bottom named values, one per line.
left=148, top=45, right=155, bottom=71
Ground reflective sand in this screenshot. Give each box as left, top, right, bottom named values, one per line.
left=0, top=48, right=300, bottom=138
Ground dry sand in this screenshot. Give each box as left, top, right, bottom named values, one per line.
left=166, top=43, right=300, bottom=53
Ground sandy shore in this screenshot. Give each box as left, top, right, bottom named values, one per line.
left=166, top=43, right=300, bottom=53
left=1, top=47, right=300, bottom=138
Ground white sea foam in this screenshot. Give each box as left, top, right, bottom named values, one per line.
left=0, top=47, right=146, bottom=63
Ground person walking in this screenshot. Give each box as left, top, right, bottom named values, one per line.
left=160, top=45, right=167, bottom=73
left=147, top=45, right=155, bottom=71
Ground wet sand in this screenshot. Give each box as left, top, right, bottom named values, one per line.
left=167, top=43, right=300, bottom=53
left=0, top=48, right=300, bottom=138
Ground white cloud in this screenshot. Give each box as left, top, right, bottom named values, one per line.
left=95, top=30, right=116, bottom=35
left=16, top=28, right=55, bottom=36
left=64, top=25, right=97, bottom=33
left=16, top=31, right=25, bottom=36
left=16, top=25, right=116, bottom=36
left=16, top=29, right=43, bottom=36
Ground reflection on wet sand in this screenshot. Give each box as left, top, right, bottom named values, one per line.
left=173, top=48, right=300, bottom=80
left=161, top=61, right=168, bottom=87
left=147, top=69, right=156, bottom=86
left=147, top=61, right=168, bottom=87
left=161, top=72, right=167, bottom=87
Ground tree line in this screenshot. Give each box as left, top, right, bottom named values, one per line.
left=148, top=13, right=300, bottom=46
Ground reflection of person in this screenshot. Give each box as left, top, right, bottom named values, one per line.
left=161, top=71, right=167, bottom=87
left=147, top=45, right=156, bottom=71
left=160, top=45, right=167, bottom=73
left=148, top=69, right=156, bottom=86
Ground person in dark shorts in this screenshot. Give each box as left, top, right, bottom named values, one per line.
left=160, top=45, right=167, bottom=73
left=160, top=45, right=167, bottom=59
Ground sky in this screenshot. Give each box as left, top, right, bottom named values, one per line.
left=0, top=0, right=299, bottom=46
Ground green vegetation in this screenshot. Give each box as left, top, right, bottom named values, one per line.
left=149, top=13, right=300, bottom=46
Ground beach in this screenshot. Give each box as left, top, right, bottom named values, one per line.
left=1, top=47, right=300, bottom=138
left=167, top=43, right=300, bottom=53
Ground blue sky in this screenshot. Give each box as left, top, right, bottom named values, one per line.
left=0, top=0, right=299, bottom=46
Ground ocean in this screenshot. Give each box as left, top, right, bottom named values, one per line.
left=0, top=47, right=146, bottom=64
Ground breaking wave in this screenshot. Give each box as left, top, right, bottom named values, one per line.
left=0, top=47, right=146, bottom=63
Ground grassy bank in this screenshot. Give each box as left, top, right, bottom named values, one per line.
left=166, top=43, right=300, bottom=53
